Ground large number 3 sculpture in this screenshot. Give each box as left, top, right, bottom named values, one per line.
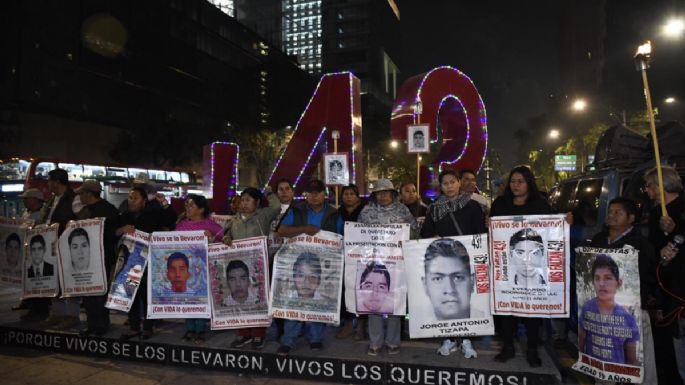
left=208, top=66, right=487, bottom=211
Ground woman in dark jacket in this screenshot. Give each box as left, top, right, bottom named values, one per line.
left=490, top=166, right=552, bottom=367
left=421, top=169, right=487, bottom=358
left=116, top=187, right=176, bottom=340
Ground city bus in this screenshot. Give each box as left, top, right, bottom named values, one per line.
left=0, top=157, right=200, bottom=217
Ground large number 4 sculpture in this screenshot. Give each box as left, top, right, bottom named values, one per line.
left=266, top=72, right=363, bottom=195
left=209, top=66, right=487, bottom=211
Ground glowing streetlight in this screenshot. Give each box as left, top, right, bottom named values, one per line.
left=548, top=129, right=560, bottom=139
left=390, top=140, right=399, bottom=149
left=663, top=18, right=685, bottom=39
left=572, top=99, right=587, bottom=112
left=665, top=97, right=676, bottom=104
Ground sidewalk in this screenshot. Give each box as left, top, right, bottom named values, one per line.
left=0, top=286, right=586, bottom=384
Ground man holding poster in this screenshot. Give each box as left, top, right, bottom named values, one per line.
left=74, top=180, right=120, bottom=336
left=572, top=197, right=657, bottom=384
left=579, top=255, right=639, bottom=364
left=275, top=179, right=343, bottom=356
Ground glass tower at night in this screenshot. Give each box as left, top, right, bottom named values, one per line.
left=282, top=0, right=322, bottom=74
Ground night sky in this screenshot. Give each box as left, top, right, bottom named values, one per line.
left=400, top=0, right=685, bottom=167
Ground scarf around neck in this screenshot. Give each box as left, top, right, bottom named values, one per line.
left=430, top=192, right=472, bottom=222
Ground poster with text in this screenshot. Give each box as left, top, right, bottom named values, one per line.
left=106, top=230, right=150, bottom=312
left=344, top=222, right=410, bottom=316
left=0, top=217, right=32, bottom=287
left=22, top=223, right=59, bottom=298
left=57, top=218, right=107, bottom=297
left=210, top=214, right=234, bottom=232
left=490, top=214, right=570, bottom=317
left=209, top=237, right=270, bottom=330
left=269, top=231, right=343, bottom=325
left=404, top=234, right=494, bottom=338
left=147, top=231, right=210, bottom=319
left=572, top=246, right=643, bottom=383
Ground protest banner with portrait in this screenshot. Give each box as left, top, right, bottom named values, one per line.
left=209, top=237, right=270, bottom=330
left=343, top=222, right=410, bottom=316
left=323, top=153, right=350, bottom=186
left=147, top=231, right=210, bottom=318
left=105, top=230, right=150, bottom=312
left=572, top=246, right=643, bottom=383
left=22, top=223, right=59, bottom=298
left=270, top=231, right=344, bottom=325
left=0, top=217, right=32, bottom=286
left=490, top=214, right=570, bottom=317
left=57, top=218, right=107, bottom=297
left=404, top=234, right=494, bottom=338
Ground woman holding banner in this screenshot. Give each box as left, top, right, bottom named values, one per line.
left=223, top=187, right=280, bottom=350
left=116, top=187, right=176, bottom=340
left=490, top=165, right=551, bottom=367
left=177, top=194, right=224, bottom=343
left=421, top=169, right=486, bottom=359
left=358, top=179, right=416, bottom=356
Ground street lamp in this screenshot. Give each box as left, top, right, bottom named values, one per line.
left=548, top=129, right=560, bottom=140
left=572, top=98, right=587, bottom=112
left=390, top=140, right=399, bottom=149
left=663, top=18, right=685, bottom=39
left=665, top=97, right=676, bottom=104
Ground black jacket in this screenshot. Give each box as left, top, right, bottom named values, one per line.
left=659, top=236, right=685, bottom=336
left=405, top=201, right=428, bottom=219
left=586, top=227, right=659, bottom=308
left=648, top=196, right=685, bottom=251
left=490, top=196, right=553, bottom=217
left=44, top=189, right=77, bottom=236
left=85, top=199, right=120, bottom=267
left=421, top=199, right=486, bottom=237
left=338, top=203, right=364, bottom=223
left=27, top=262, right=54, bottom=278
left=117, top=204, right=177, bottom=234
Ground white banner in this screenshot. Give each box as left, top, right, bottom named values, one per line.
left=490, top=214, right=570, bottom=317
left=270, top=231, right=343, bottom=325
left=22, top=224, right=59, bottom=298
left=0, top=217, right=32, bottom=286
left=572, top=246, right=644, bottom=383
left=147, top=231, right=210, bottom=318
left=57, top=218, right=108, bottom=297
left=344, top=222, right=409, bottom=315
left=404, top=234, right=494, bottom=338
left=209, top=237, right=270, bottom=330
left=105, top=230, right=150, bottom=312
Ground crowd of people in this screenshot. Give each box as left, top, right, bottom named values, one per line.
left=12, top=163, right=685, bottom=383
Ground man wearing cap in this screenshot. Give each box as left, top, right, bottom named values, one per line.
left=276, top=179, right=343, bottom=356
left=19, top=188, right=45, bottom=223
left=75, top=179, right=119, bottom=336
